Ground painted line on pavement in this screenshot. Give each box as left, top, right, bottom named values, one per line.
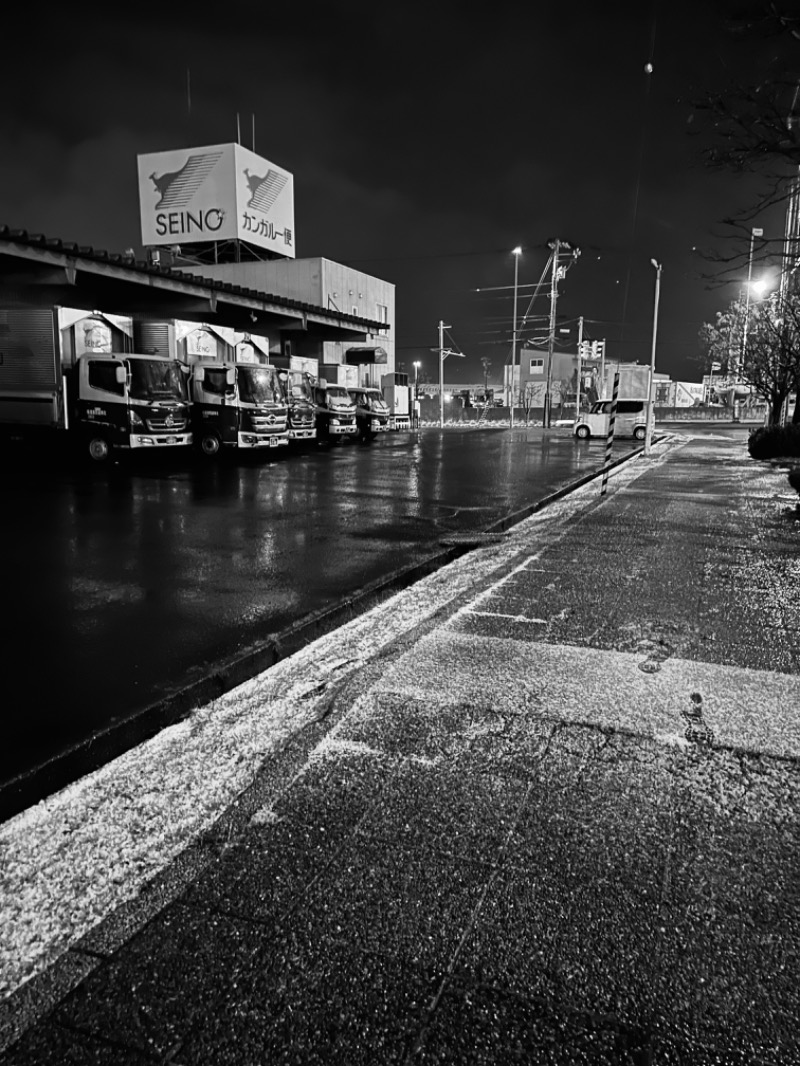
left=0, top=439, right=673, bottom=1015
left=0, top=437, right=664, bottom=825
left=466, top=610, right=548, bottom=624
left=373, top=631, right=800, bottom=762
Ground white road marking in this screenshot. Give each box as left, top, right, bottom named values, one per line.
left=0, top=435, right=679, bottom=1001
left=373, top=631, right=800, bottom=761
left=465, top=609, right=547, bottom=624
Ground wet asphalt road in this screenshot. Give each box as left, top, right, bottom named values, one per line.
left=5, top=425, right=797, bottom=1064
left=4, top=426, right=648, bottom=790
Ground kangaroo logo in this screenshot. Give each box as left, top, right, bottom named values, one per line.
left=149, top=151, right=224, bottom=209
left=243, top=168, right=288, bottom=213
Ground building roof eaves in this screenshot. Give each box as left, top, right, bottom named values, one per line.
left=0, top=225, right=390, bottom=331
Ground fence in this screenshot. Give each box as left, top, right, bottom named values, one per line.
left=417, top=397, right=768, bottom=426
left=654, top=405, right=766, bottom=422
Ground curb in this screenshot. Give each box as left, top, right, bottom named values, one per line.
left=483, top=441, right=648, bottom=534
left=0, top=438, right=669, bottom=1052
left=0, top=441, right=654, bottom=825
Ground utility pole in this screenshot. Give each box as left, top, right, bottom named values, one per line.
left=645, top=260, right=662, bottom=456
left=510, top=247, right=521, bottom=428
left=431, top=321, right=464, bottom=427
left=738, top=226, right=763, bottom=422
left=778, top=83, right=800, bottom=425
left=542, top=238, right=580, bottom=427
left=576, top=315, right=584, bottom=419
left=544, top=240, right=560, bottom=428
left=439, top=320, right=448, bottom=428
left=481, top=357, right=491, bottom=399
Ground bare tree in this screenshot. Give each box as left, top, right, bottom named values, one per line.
left=700, top=291, right=800, bottom=423
left=693, top=4, right=800, bottom=275
left=519, top=382, right=538, bottom=425
left=556, top=370, right=579, bottom=418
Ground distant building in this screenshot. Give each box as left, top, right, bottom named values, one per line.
left=182, top=257, right=394, bottom=387
left=656, top=381, right=704, bottom=407
left=137, top=142, right=394, bottom=389
left=505, top=348, right=673, bottom=410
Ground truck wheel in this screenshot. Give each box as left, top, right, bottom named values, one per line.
left=575, top=425, right=590, bottom=440
left=634, top=426, right=646, bottom=441
left=199, top=432, right=221, bottom=457
left=88, top=436, right=111, bottom=462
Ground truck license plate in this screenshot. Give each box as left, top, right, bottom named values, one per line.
left=270, top=437, right=278, bottom=447
left=166, top=436, right=177, bottom=444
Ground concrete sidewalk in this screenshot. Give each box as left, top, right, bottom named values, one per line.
left=2, top=432, right=800, bottom=1064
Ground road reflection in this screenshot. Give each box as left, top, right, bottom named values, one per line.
left=1, top=429, right=637, bottom=788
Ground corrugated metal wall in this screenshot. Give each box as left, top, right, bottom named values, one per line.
left=0, top=308, right=59, bottom=391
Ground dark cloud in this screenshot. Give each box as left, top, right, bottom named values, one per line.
left=2, top=0, right=793, bottom=383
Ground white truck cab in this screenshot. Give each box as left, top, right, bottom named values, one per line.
left=574, top=398, right=649, bottom=441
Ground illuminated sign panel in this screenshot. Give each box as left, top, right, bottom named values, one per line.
left=137, top=143, right=295, bottom=257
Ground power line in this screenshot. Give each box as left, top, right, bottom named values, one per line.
left=340, top=247, right=527, bottom=265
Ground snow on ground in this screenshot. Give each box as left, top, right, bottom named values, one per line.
left=0, top=440, right=673, bottom=1000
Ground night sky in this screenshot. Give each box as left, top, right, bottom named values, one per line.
left=1, top=1, right=792, bottom=385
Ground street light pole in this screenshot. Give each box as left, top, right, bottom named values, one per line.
left=544, top=239, right=560, bottom=428
left=437, top=321, right=454, bottom=428
left=576, top=315, right=584, bottom=420
left=510, top=247, right=521, bottom=428
left=413, top=361, right=420, bottom=398
left=738, top=226, right=763, bottom=422
left=645, top=258, right=662, bottom=456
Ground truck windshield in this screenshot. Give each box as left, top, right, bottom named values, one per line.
left=238, top=366, right=283, bottom=405
left=363, top=389, right=388, bottom=410
left=128, top=359, right=188, bottom=402
left=289, top=373, right=313, bottom=402
left=326, top=386, right=353, bottom=408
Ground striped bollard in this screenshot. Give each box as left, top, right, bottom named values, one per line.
left=600, top=372, right=620, bottom=497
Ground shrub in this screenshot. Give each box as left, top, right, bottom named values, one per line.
left=747, top=424, right=800, bottom=460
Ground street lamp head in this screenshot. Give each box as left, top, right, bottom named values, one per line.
left=512, top=246, right=522, bottom=256
left=650, top=258, right=661, bottom=269
left=413, top=360, right=421, bottom=368
left=750, top=277, right=770, bottom=296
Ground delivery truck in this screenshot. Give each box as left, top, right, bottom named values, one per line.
left=348, top=385, right=390, bottom=440
left=282, top=370, right=317, bottom=442
left=314, top=370, right=358, bottom=441
left=187, top=361, right=289, bottom=455
left=0, top=308, right=192, bottom=461
left=381, top=372, right=411, bottom=430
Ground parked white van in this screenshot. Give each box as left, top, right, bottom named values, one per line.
left=574, top=398, right=649, bottom=440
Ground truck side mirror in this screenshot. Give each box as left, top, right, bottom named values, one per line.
left=194, top=366, right=205, bottom=382
left=115, top=365, right=126, bottom=385
left=226, top=367, right=236, bottom=386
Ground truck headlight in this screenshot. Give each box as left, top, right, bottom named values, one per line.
left=331, top=418, right=340, bottom=426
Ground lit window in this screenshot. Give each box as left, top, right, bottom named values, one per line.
left=530, top=358, right=544, bottom=373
